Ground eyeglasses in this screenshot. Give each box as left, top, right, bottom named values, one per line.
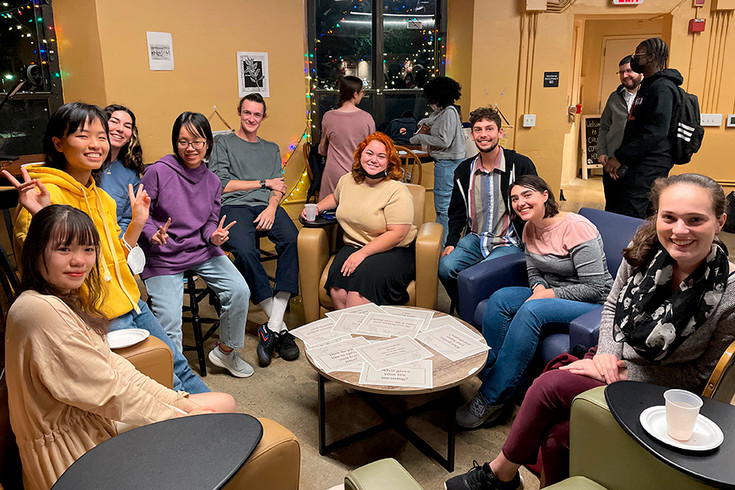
left=632, top=53, right=648, bottom=60
left=177, top=140, right=207, bottom=150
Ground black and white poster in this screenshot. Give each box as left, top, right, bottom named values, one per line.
left=237, top=51, right=269, bottom=98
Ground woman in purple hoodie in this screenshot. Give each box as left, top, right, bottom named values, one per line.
left=140, top=112, right=253, bottom=378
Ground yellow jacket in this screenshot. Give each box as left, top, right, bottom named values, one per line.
left=14, top=165, right=141, bottom=319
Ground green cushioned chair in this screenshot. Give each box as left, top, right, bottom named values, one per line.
left=344, top=458, right=423, bottom=490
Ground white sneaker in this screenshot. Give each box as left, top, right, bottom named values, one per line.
left=208, top=345, right=254, bottom=378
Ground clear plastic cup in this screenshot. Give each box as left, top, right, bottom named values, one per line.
left=304, top=204, right=318, bottom=222
left=664, top=389, right=702, bottom=441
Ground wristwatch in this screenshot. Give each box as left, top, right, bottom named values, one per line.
left=260, top=179, right=267, bottom=189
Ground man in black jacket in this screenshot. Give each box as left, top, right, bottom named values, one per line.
left=438, top=107, right=537, bottom=303
left=604, top=38, right=681, bottom=218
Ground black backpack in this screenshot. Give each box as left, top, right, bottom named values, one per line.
left=669, top=87, right=704, bottom=165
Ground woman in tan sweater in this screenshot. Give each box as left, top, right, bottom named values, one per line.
left=5, top=205, right=234, bottom=490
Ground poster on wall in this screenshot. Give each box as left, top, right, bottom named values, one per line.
left=146, top=32, right=174, bottom=71
left=237, top=51, right=269, bottom=98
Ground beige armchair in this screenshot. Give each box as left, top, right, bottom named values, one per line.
left=297, top=183, right=443, bottom=323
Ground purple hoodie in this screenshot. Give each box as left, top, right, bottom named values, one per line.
left=139, top=154, right=224, bottom=279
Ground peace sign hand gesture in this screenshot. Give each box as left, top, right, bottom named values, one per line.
left=210, top=216, right=236, bottom=246
left=151, top=217, right=171, bottom=246
left=2, top=167, right=50, bottom=216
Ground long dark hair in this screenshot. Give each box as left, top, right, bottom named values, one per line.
left=171, top=112, right=214, bottom=162
left=20, top=205, right=108, bottom=335
left=44, top=102, right=111, bottom=172
left=104, top=104, right=144, bottom=174
left=623, top=173, right=727, bottom=269
left=509, top=174, right=560, bottom=220
left=337, top=76, right=363, bottom=107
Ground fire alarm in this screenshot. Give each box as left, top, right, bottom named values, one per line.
left=689, top=18, right=706, bottom=32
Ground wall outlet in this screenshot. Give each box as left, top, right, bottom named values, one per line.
left=523, top=114, right=536, bottom=127
left=700, top=113, right=723, bottom=127
left=727, top=114, right=735, bottom=128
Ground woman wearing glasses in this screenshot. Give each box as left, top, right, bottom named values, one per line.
left=139, top=112, right=253, bottom=378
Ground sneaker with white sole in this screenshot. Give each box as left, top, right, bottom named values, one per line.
left=208, top=344, right=254, bottom=378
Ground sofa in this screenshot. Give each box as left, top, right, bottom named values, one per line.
left=456, top=207, right=644, bottom=363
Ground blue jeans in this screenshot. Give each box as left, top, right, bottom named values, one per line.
left=222, top=204, right=299, bottom=304
left=433, top=158, right=464, bottom=245
left=477, top=287, right=599, bottom=405
left=438, top=234, right=522, bottom=303
left=145, top=255, right=250, bottom=352
left=109, top=300, right=210, bottom=394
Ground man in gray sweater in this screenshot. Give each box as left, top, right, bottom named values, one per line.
left=209, top=93, right=300, bottom=369
left=597, top=55, right=643, bottom=213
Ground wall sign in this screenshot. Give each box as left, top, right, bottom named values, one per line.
left=543, top=72, right=559, bottom=88
left=146, top=32, right=174, bottom=71
left=612, top=0, right=645, bottom=4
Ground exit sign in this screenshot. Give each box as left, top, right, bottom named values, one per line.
left=612, top=0, right=644, bottom=4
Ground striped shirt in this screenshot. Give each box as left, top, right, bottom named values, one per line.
left=469, top=150, right=518, bottom=257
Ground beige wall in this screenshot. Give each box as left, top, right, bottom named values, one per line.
left=446, top=0, right=474, bottom=120
left=52, top=0, right=309, bottom=209
left=463, top=0, right=735, bottom=193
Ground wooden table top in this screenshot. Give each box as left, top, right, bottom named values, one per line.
left=305, top=306, right=488, bottom=395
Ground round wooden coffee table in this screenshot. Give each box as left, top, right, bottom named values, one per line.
left=304, top=307, right=488, bottom=472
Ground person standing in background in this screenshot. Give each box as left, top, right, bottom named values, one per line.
left=318, top=76, right=375, bottom=197
left=410, top=76, right=465, bottom=244
left=597, top=56, right=643, bottom=215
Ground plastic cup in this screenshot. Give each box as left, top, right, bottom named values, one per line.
left=664, top=389, right=702, bottom=441
left=304, top=204, right=318, bottom=222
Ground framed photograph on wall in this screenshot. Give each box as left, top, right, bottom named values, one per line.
left=237, top=52, right=269, bottom=98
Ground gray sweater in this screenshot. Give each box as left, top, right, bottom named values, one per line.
left=597, top=259, right=735, bottom=393
left=209, top=132, right=282, bottom=207
left=409, top=105, right=465, bottom=160
left=597, top=84, right=632, bottom=158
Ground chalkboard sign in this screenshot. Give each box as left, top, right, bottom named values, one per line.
left=580, top=114, right=602, bottom=179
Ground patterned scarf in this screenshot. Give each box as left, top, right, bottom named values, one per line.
left=613, top=243, right=729, bottom=362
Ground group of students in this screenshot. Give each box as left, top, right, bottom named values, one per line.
left=3, top=93, right=735, bottom=490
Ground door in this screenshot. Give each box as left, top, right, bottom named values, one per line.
left=597, top=36, right=651, bottom=112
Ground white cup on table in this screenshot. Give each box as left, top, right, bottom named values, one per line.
left=664, top=389, right=702, bottom=441
left=304, top=204, right=318, bottom=222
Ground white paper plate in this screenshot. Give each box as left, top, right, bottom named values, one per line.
left=107, top=328, right=150, bottom=350
left=639, top=405, right=724, bottom=451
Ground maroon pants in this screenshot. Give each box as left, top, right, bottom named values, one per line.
left=501, top=369, right=605, bottom=485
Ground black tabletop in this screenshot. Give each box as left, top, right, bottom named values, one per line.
left=298, top=213, right=338, bottom=228
left=52, top=413, right=262, bottom=490
left=605, top=381, right=734, bottom=489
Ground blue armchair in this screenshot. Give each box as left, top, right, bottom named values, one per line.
left=456, top=207, right=644, bottom=364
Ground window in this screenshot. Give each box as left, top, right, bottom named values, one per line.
left=0, top=0, right=63, bottom=157
left=307, top=0, right=446, bottom=135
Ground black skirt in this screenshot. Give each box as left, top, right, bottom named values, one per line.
left=324, top=245, right=416, bottom=305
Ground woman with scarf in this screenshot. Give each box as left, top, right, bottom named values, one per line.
left=446, top=173, right=735, bottom=490
left=302, top=132, right=417, bottom=308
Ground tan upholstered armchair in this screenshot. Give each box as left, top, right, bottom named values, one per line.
left=298, top=183, right=443, bottom=323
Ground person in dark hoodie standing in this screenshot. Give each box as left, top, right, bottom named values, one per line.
left=604, top=38, right=682, bottom=219
left=140, top=112, right=253, bottom=378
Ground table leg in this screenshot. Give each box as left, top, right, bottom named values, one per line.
left=318, top=373, right=327, bottom=454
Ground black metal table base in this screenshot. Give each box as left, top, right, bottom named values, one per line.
left=317, top=373, right=458, bottom=472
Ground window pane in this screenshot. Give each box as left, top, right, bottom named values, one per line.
left=383, top=0, right=437, bottom=90
left=314, top=0, right=373, bottom=90
left=0, top=98, right=48, bottom=155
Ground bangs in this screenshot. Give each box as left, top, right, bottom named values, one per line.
left=49, top=214, right=99, bottom=249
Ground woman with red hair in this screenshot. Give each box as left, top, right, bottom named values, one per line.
left=302, top=132, right=417, bottom=308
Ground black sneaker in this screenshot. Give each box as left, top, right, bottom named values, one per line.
left=277, top=330, right=300, bottom=361
left=445, top=460, right=523, bottom=490
left=256, top=324, right=277, bottom=367
left=456, top=395, right=513, bottom=429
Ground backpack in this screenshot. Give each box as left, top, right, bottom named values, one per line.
left=669, top=87, right=704, bottom=165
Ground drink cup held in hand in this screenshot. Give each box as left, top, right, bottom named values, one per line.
left=664, top=389, right=702, bottom=441
left=304, top=204, right=318, bottom=222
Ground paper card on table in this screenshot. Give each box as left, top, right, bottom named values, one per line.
left=355, top=313, right=423, bottom=338
left=358, top=360, right=433, bottom=388
left=325, top=303, right=385, bottom=322
left=424, top=315, right=482, bottom=340
left=354, top=336, right=433, bottom=371
left=379, top=306, right=434, bottom=331
left=290, top=318, right=349, bottom=348
left=307, top=336, right=369, bottom=373
left=415, top=325, right=489, bottom=362
left=331, top=312, right=368, bottom=334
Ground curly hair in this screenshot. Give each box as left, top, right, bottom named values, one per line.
left=104, top=104, right=145, bottom=175
left=623, top=173, right=726, bottom=269
left=422, top=76, right=461, bottom=109
left=20, top=205, right=108, bottom=335
left=351, top=132, right=404, bottom=184
left=469, top=106, right=502, bottom=130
